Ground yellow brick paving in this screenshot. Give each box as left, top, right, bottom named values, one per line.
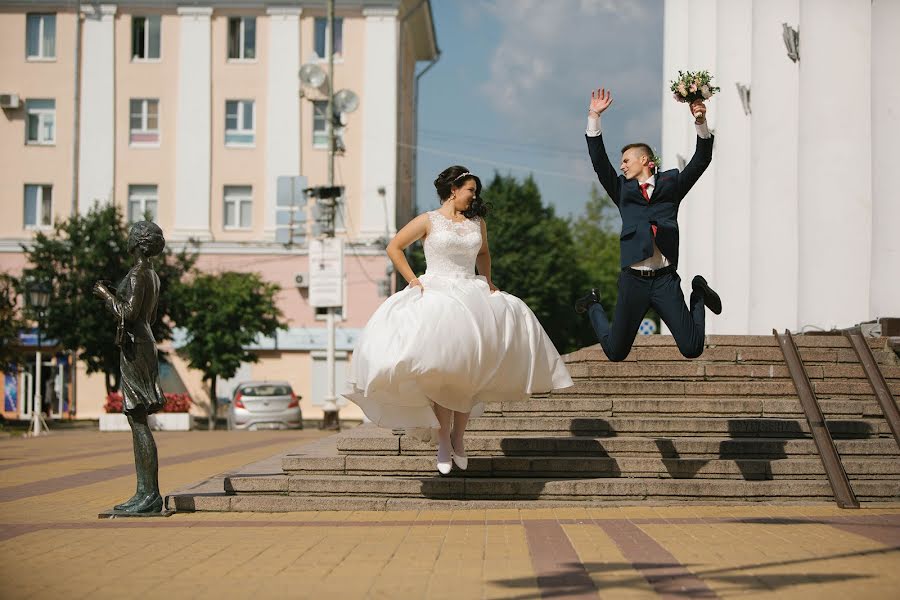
left=1, top=430, right=899, bottom=599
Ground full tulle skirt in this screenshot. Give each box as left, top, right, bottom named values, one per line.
left=343, top=272, right=573, bottom=430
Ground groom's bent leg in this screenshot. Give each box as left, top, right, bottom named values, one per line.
left=652, top=273, right=705, bottom=358
left=588, top=271, right=651, bottom=362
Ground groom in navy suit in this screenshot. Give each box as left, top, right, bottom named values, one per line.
left=575, top=87, right=721, bottom=361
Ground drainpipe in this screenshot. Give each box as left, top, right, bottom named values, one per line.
left=72, top=0, right=82, bottom=217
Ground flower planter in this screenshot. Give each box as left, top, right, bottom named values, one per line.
left=99, top=412, right=192, bottom=431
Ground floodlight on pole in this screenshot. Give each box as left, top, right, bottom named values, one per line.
left=333, top=89, right=359, bottom=114
left=298, top=63, right=327, bottom=90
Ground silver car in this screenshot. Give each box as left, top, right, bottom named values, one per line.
left=228, top=381, right=303, bottom=430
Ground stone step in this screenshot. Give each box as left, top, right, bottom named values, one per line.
left=223, top=474, right=900, bottom=503
left=565, top=334, right=888, bottom=352
left=482, top=398, right=885, bottom=418
left=566, top=343, right=897, bottom=367
left=342, top=435, right=898, bottom=459
left=464, top=416, right=892, bottom=437
left=565, top=362, right=900, bottom=381
left=550, top=379, right=898, bottom=398
left=281, top=454, right=900, bottom=480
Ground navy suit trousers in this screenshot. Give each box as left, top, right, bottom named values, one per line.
left=588, top=270, right=705, bottom=361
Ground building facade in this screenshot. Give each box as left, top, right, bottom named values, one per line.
left=662, top=0, right=899, bottom=335
left=0, top=0, right=438, bottom=422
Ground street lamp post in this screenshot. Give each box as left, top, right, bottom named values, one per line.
left=26, top=280, right=51, bottom=437
left=298, top=0, right=359, bottom=431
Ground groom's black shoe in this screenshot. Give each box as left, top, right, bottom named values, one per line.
left=574, top=289, right=601, bottom=314
left=692, top=276, right=722, bottom=315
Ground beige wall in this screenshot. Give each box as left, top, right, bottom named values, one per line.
left=0, top=9, right=76, bottom=238
left=114, top=10, right=180, bottom=232
left=210, top=9, right=269, bottom=242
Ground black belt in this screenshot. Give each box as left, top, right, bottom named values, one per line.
left=625, top=265, right=676, bottom=278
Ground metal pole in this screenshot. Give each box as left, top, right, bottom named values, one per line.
left=322, top=0, right=339, bottom=428
left=33, top=349, right=42, bottom=436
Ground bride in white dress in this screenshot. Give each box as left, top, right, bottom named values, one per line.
left=344, top=166, right=573, bottom=474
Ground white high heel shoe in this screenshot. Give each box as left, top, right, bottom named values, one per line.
left=451, top=445, right=468, bottom=470
left=437, top=438, right=452, bottom=475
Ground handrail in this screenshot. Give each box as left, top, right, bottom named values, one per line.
left=844, top=329, right=900, bottom=451
left=773, top=329, right=859, bottom=509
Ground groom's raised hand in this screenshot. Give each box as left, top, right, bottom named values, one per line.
left=589, top=88, right=613, bottom=116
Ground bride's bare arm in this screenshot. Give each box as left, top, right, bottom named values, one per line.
left=476, top=219, right=498, bottom=292
left=386, top=213, right=430, bottom=287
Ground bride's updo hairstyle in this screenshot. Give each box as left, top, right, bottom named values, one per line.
left=433, top=165, right=487, bottom=219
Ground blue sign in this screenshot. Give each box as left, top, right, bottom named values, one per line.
left=17, top=329, right=59, bottom=347
left=4, top=370, right=17, bottom=412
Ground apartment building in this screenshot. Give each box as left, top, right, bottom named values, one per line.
left=0, top=0, right=439, bottom=422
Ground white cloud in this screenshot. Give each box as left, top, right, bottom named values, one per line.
left=477, top=0, right=663, bottom=146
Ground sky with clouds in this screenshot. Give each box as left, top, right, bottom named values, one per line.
left=415, top=0, right=664, bottom=219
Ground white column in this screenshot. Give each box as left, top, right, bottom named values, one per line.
left=173, top=7, right=213, bottom=240
left=871, top=0, right=900, bottom=320
left=359, top=8, right=398, bottom=242
left=712, top=0, right=752, bottom=333
left=661, top=0, right=691, bottom=336
left=797, top=0, right=872, bottom=330
left=265, top=8, right=302, bottom=239
left=78, top=4, right=116, bottom=214
left=749, top=0, right=799, bottom=333
left=683, top=0, right=717, bottom=329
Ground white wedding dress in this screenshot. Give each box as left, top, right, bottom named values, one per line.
left=344, top=211, right=573, bottom=429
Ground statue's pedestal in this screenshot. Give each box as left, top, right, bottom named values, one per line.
left=98, top=508, right=174, bottom=519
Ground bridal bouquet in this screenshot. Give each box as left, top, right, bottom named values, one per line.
left=670, top=70, right=720, bottom=118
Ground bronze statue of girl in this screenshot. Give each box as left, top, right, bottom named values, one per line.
left=93, top=221, right=166, bottom=513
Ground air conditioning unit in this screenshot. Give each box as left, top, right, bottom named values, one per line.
left=294, top=272, right=309, bottom=288
left=0, top=94, right=21, bottom=109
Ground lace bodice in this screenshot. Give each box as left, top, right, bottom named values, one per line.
left=423, top=211, right=482, bottom=277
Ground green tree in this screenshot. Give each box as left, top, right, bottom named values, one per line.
left=171, top=271, right=285, bottom=430
left=570, top=185, right=622, bottom=319
left=480, top=173, right=591, bottom=353
left=19, top=204, right=197, bottom=394
left=0, top=274, right=26, bottom=370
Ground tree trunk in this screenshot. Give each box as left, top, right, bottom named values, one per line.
left=208, top=375, right=218, bottom=431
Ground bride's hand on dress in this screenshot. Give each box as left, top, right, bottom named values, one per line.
left=488, top=280, right=500, bottom=293
left=409, top=278, right=424, bottom=293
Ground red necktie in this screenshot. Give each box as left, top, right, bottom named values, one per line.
left=640, top=183, right=657, bottom=236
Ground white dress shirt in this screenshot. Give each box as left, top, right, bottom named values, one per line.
left=585, top=114, right=711, bottom=270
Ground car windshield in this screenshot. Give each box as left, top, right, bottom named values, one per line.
left=241, top=385, right=291, bottom=397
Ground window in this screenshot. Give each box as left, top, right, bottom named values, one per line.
left=26, top=99, right=55, bottom=145
left=314, top=17, right=343, bottom=59
left=129, top=99, right=160, bottom=145
left=225, top=100, right=255, bottom=145
left=227, top=17, right=256, bottom=60
left=24, top=185, right=52, bottom=228
left=26, top=13, right=56, bottom=59
left=312, top=100, right=329, bottom=149
left=128, top=185, right=158, bottom=222
left=224, top=186, right=252, bottom=229
left=132, top=16, right=161, bottom=60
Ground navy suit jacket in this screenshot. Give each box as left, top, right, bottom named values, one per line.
left=586, top=133, right=714, bottom=269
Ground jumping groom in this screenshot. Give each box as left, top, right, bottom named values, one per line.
left=575, top=87, right=721, bottom=361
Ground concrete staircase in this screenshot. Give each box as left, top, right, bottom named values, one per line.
left=184, top=335, right=900, bottom=511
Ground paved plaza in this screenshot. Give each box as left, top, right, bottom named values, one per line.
left=1, top=429, right=898, bottom=599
